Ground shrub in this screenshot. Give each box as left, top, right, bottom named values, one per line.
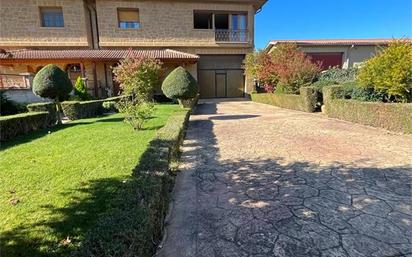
left=269, top=43, right=321, bottom=94
left=113, top=56, right=162, bottom=101
left=102, top=101, right=118, bottom=112
left=338, top=82, right=385, bottom=102
left=116, top=99, right=155, bottom=130
left=0, top=112, right=50, bottom=141
left=74, top=76, right=92, bottom=101
left=161, top=66, right=198, bottom=102
left=61, top=100, right=104, bottom=120
left=74, top=110, right=191, bottom=257
left=251, top=86, right=318, bottom=113
left=323, top=85, right=412, bottom=133
left=32, top=64, right=73, bottom=124
left=0, top=91, right=27, bottom=116
left=27, top=102, right=57, bottom=124
left=318, top=67, right=358, bottom=84
left=357, top=40, right=412, bottom=102
left=245, top=50, right=278, bottom=87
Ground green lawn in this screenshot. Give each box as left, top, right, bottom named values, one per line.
left=0, top=104, right=183, bottom=257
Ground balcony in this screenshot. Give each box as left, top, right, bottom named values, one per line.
left=215, top=29, right=249, bottom=43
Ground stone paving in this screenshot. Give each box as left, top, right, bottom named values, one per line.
left=157, top=99, right=412, bottom=257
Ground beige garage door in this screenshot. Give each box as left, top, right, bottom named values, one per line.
left=198, top=55, right=245, bottom=98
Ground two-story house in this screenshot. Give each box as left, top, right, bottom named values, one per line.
left=0, top=0, right=267, bottom=102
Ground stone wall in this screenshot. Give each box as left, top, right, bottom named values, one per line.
left=0, top=0, right=90, bottom=48
left=96, top=0, right=255, bottom=49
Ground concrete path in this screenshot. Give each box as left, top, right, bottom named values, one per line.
left=157, top=99, right=412, bottom=257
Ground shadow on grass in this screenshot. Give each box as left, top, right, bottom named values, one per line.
left=0, top=178, right=125, bottom=257
left=0, top=115, right=125, bottom=151
left=3, top=101, right=411, bottom=257
left=0, top=113, right=179, bottom=257
left=0, top=122, right=91, bottom=151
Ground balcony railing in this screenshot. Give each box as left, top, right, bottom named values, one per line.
left=215, top=29, right=249, bottom=43
left=0, top=73, right=33, bottom=89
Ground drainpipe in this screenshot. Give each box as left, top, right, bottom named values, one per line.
left=85, top=0, right=99, bottom=49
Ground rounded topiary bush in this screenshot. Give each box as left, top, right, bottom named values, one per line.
left=33, top=64, right=73, bottom=100
left=161, top=66, right=198, bottom=100
left=32, top=64, right=73, bottom=124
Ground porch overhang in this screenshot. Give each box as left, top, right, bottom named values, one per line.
left=0, top=49, right=199, bottom=64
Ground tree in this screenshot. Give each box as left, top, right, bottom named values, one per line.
left=161, top=66, right=198, bottom=105
left=245, top=44, right=321, bottom=94
left=74, top=76, right=92, bottom=100
left=32, top=64, right=73, bottom=124
left=357, top=40, right=412, bottom=102
left=113, top=56, right=162, bottom=101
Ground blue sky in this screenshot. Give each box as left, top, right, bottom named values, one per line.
left=254, top=0, right=412, bottom=49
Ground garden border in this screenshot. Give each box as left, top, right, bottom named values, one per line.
left=251, top=86, right=318, bottom=113
left=74, top=107, right=192, bottom=257
left=323, top=85, right=412, bottom=133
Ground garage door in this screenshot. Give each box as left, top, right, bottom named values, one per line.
left=198, top=55, right=245, bottom=98
left=306, top=52, right=343, bottom=70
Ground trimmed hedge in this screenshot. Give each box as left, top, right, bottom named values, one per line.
left=61, top=96, right=128, bottom=120
left=251, top=86, right=318, bottom=112
left=323, top=85, right=412, bottom=133
left=0, top=112, right=51, bottom=141
left=61, top=100, right=104, bottom=120
left=74, top=109, right=191, bottom=257
left=27, top=102, right=57, bottom=125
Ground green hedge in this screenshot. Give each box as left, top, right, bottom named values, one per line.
left=323, top=85, right=412, bottom=133
left=74, top=109, right=191, bottom=257
left=0, top=112, right=51, bottom=141
left=61, top=100, right=104, bottom=120
left=27, top=102, right=57, bottom=125
left=251, top=86, right=318, bottom=112
left=62, top=96, right=131, bottom=120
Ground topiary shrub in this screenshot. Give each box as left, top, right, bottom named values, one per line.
left=161, top=66, right=198, bottom=105
left=357, top=40, right=412, bottom=102
left=32, top=64, right=73, bottom=123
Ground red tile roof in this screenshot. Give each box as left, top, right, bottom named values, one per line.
left=0, top=49, right=199, bottom=62
left=268, top=38, right=412, bottom=47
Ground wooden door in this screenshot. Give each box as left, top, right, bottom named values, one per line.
left=215, top=72, right=227, bottom=98
left=198, top=70, right=215, bottom=98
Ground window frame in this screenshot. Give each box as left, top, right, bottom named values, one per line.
left=39, top=6, right=64, bottom=28
left=117, top=8, right=140, bottom=30
left=193, top=11, right=214, bottom=30
left=193, top=10, right=248, bottom=31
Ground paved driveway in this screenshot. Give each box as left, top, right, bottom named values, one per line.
left=158, top=99, right=412, bottom=257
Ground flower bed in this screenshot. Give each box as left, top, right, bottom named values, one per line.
left=323, top=85, right=412, bottom=133
left=251, top=86, right=318, bottom=113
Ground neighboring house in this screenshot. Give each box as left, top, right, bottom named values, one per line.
left=0, top=0, right=267, bottom=102
left=266, top=39, right=412, bottom=70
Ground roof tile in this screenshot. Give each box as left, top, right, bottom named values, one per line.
left=0, top=49, right=199, bottom=61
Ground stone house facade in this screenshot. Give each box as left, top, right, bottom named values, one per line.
left=0, top=0, right=267, bottom=102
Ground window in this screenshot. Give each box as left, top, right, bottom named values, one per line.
left=118, top=9, right=140, bottom=29
left=40, top=7, right=64, bottom=27
left=194, top=12, right=213, bottom=29
left=214, top=14, right=229, bottom=30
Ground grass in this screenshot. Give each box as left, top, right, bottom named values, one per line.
left=0, top=104, right=183, bottom=257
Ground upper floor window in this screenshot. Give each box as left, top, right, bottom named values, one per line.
left=194, top=12, right=213, bottom=29
left=40, top=7, right=64, bottom=27
left=118, top=9, right=140, bottom=29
